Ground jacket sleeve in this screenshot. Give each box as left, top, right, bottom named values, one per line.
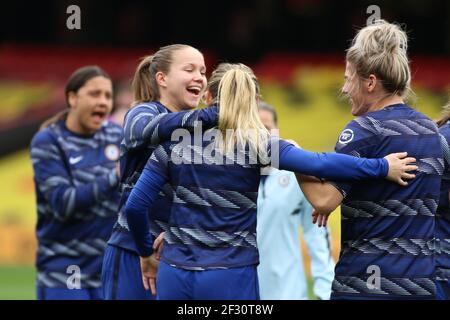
left=124, top=145, right=170, bottom=257
left=123, top=104, right=219, bottom=150
left=276, top=139, right=388, bottom=181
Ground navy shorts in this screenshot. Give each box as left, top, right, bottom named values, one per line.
left=101, top=244, right=155, bottom=300
left=156, top=260, right=260, bottom=300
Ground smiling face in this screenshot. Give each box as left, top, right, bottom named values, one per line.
left=67, top=76, right=113, bottom=134
left=342, top=62, right=371, bottom=116
left=158, top=47, right=207, bottom=111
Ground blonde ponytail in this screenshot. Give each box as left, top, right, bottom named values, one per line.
left=206, top=63, right=235, bottom=104
left=215, top=64, right=269, bottom=162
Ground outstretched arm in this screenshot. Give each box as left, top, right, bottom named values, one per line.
left=277, top=141, right=417, bottom=183
left=123, top=104, right=218, bottom=150
left=293, top=153, right=417, bottom=220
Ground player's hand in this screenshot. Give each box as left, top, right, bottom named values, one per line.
left=312, top=209, right=330, bottom=227
left=153, top=232, right=165, bottom=260
left=384, top=152, right=417, bottom=186
left=140, top=254, right=159, bottom=296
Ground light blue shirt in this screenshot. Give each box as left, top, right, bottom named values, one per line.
left=257, top=169, right=335, bottom=300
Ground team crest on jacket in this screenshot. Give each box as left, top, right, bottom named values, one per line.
left=278, top=174, right=290, bottom=187
left=339, top=129, right=354, bottom=144
left=105, top=144, right=120, bottom=161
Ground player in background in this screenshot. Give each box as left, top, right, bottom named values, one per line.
left=30, top=66, right=122, bottom=300
left=256, top=102, right=335, bottom=300
left=435, top=99, right=450, bottom=300
left=109, top=80, right=134, bottom=126
left=297, top=20, right=442, bottom=300
left=102, top=44, right=219, bottom=300
left=124, top=64, right=417, bottom=300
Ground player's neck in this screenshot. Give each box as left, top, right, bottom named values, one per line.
left=66, top=113, right=95, bottom=136
left=159, top=97, right=183, bottom=113
left=368, top=95, right=404, bottom=113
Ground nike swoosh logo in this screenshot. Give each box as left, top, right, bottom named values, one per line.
left=69, top=156, right=83, bottom=165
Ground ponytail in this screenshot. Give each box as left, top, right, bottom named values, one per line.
left=39, top=109, right=69, bottom=130
left=206, top=63, right=235, bottom=104
left=215, top=64, right=268, bottom=161
left=132, top=55, right=157, bottom=104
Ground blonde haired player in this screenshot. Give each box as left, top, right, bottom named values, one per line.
left=298, top=20, right=442, bottom=300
